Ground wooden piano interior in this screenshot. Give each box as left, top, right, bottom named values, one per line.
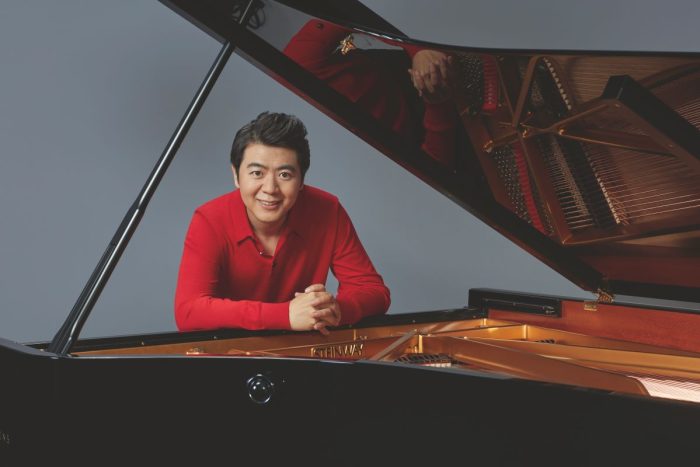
left=76, top=299, right=700, bottom=405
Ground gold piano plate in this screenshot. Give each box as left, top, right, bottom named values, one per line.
left=76, top=315, right=700, bottom=404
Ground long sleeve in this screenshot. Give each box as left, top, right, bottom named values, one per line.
left=174, top=210, right=290, bottom=332
left=331, top=206, right=390, bottom=325
left=421, top=101, right=457, bottom=168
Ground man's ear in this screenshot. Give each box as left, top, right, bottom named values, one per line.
left=231, top=165, right=239, bottom=188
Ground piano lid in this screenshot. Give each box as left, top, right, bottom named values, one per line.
left=160, top=0, right=700, bottom=304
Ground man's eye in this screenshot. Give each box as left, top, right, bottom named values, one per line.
left=250, top=170, right=262, bottom=177
left=279, top=172, right=293, bottom=180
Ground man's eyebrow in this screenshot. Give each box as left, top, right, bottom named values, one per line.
left=244, top=163, right=297, bottom=172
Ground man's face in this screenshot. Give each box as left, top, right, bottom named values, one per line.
left=233, top=143, right=303, bottom=235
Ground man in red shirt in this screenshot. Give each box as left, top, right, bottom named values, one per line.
left=175, top=112, right=390, bottom=334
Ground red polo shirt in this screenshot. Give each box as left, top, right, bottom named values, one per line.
left=174, top=186, right=390, bottom=331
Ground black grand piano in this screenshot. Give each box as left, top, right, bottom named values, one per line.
left=2, top=0, right=700, bottom=464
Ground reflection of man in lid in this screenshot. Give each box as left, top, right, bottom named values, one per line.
left=284, top=20, right=458, bottom=168
left=284, top=20, right=457, bottom=169
left=175, top=112, right=390, bottom=334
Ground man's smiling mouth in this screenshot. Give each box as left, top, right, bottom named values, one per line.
left=257, top=199, right=281, bottom=208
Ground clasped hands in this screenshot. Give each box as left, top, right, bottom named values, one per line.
left=289, top=283, right=341, bottom=336
left=408, top=49, right=453, bottom=104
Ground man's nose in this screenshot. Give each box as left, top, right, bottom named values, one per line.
left=261, top=174, right=279, bottom=193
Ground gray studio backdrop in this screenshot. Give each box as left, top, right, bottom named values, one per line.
left=1, top=1, right=698, bottom=343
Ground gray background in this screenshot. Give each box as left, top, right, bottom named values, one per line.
left=1, top=1, right=698, bottom=343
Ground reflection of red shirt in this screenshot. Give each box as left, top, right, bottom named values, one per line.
left=284, top=20, right=456, bottom=167
left=175, top=186, right=390, bottom=331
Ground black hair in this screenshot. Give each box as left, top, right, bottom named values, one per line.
left=230, top=112, right=310, bottom=178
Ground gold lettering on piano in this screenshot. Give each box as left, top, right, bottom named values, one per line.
left=311, top=342, right=364, bottom=358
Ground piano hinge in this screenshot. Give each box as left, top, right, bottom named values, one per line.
left=583, top=288, right=615, bottom=311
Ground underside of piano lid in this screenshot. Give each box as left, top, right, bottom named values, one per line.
left=161, top=0, right=700, bottom=304
left=458, top=53, right=700, bottom=301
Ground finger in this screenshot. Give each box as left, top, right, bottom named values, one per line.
left=310, top=293, right=333, bottom=307
left=294, top=292, right=301, bottom=297
left=421, top=66, right=436, bottom=94
left=427, top=63, right=438, bottom=92
left=304, top=283, right=326, bottom=293
left=311, top=308, right=333, bottom=321
left=313, top=312, right=340, bottom=328
left=409, top=69, right=424, bottom=96
left=321, top=315, right=340, bottom=327
left=331, top=306, right=341, bottom=325
left=438, top=58, right=449, bottom=83
left=324, top=312, right=340, bottom=327
left=297, top=292, right=322, bottom=305
left=412, top=70, right=426, bottom=96
left=418, top=62, right=431, bottom=76
left=314, top=322, right=330, bottom=336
